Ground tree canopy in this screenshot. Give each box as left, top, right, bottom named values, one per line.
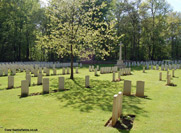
left=0, top=0, right=180, bottom=63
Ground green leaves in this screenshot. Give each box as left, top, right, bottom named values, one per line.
left=36, top=0, right=117, bottom=61
left=0, top=0, right=43, bottom=61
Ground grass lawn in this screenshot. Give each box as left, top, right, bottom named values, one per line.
left=0, top=65, right=180, bottom=133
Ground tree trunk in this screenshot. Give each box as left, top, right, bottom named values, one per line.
left=124, top=43, right=127, bottom=60
left=175, top=37, right=179, bottom=59
left=148, top=44, right=151, bottom=60
left=14, top=24, right=17, bottom=61
left=70, top=44, right=74, bottom=79
left=18, top=31, right=21, bottom=61
left=0, top=42, right=4, bottom=61
left=137, top=40, right=140, bottom=61
left=151, top=41, right=155, bottom=60
left=133, top=34, right=136, bottom=60
left=151, top=3, right=155, bottom=60
left=26, top=31, right=29, bottom=61
left=131, top=36, right=134, bottom=60
left=171, top=36, right=174, bottom=59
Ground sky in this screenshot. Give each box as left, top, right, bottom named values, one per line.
left=41, top=0, right=181, bottom=12
left=167, top=0, right=181, bottom=12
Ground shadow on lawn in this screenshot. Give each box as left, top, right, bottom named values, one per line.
left=46, top=77, right=149, bottom=117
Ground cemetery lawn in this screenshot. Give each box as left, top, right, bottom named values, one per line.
left=0, top=65, right=181, bottom=133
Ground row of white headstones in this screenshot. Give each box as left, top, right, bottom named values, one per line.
left=0, top=66, right=79, bottom=77
left=6, top=67, right=80, bottom=89
left=0, top=62, right=81, bottom=75
left=89, top=65, right=132, bottom=76
left=89, top=64, right=180, bottom=77
left=8, top=74, right=90, bottom=97
left=159, top=71, right=175, bottom=85
left=21, top=76, right=144, bottom=98
left=143, top=64, right=181, bottom=72
left=125, top=60, right=181, bottom=67
left=0, top=62, right=180, bottom=76
left=143, top=66, right=179, bottom=85
left=1, top=60, right=180, bottom=67
left=143, top=64, right=180, bottom=70
left=21, top=76, right=66, bottom=97
left=0, top=62, right=81, bottom=68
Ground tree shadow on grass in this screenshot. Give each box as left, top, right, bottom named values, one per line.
left=45, top=77, right=149, bottom=118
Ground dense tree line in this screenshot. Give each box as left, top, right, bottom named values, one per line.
left=114, top=0, right=181, bottom=61
left=0, top=0, right=44, bottom=61
left=0, top=0, right=180, bottom=62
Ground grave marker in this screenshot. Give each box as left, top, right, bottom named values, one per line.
left=118, top=71, right=121, bottom=80
left=62, top=68, right=65, bottom=75
left=123, top=80, right=131, bottom=96
left=26, top=74, right=31, bottom=86
left=172, top=70, right=175, bottom=77
left=89, top=66, right=91, bottom=72
left=94, top=68, right=97, bottom=76
left=117, top=92, right=123, bottom=118
left=53, top=68, right=57, bottom=75
left=85, top=75, right=90, bottom=88
left=46, top=69, right=50, bottom=76
left=76, top=67, right=78, bottom=73
left=136, top=81, right=145, bottom=97
left=43, top=78, right=49, bottom=93
left=159, top=72, right=162, bottom=81
left=112, top=94, right=118, bottom=126
left=0, top=70, right=3, bottom=76
left=37, top=73, right=43, bottom=85
left=34, top=69, right=38, bottom=77
left=21, top=80, right=29, bottom=97
left=4, top=68, right=8, bottom=76
left=59, top=77, right=65, bottom=90
left=112, top=72, right=115, bottom=82
left=67, top=67, right=69, bottom=74
left=8, top=76, right=14, bottom=89
left=167, top=75, right=171, bottom=85
left=143, top=67, right=145, bottom=73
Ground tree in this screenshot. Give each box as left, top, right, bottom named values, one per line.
left=37, top=0, right=117, bottom=79
left=114, top=0, right=174, bottom=61
left=143, top=0, right=171, bottom=60
left=167, top=12, right=181, bottom=59
left=0, top=0, right=42, bottom=61
left=115, top=0, right=142, bottom=60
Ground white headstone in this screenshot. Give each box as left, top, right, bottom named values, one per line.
left=43, top=78, right=49, bottom=93
left=8, top=76, right=14, bottom=89
left=59, top=77, right=65, bottom=90
left=21, top=80, right=29, bottom=97
left=85, top=75, right=90, bottom=88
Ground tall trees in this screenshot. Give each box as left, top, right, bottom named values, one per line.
left=0, top=0, right=180, bottom=62
left=144, top=0, right=171, bottom=60
left=115, top=0, right=142, bottom=61
left=0, top=0, right=42, bottom=61
left=115, top=0, right=179, bottom=61
left=167, top=12, right=181, bottom=59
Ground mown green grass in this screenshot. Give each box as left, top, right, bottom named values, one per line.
left=0, top=65, right=180, bottom=133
